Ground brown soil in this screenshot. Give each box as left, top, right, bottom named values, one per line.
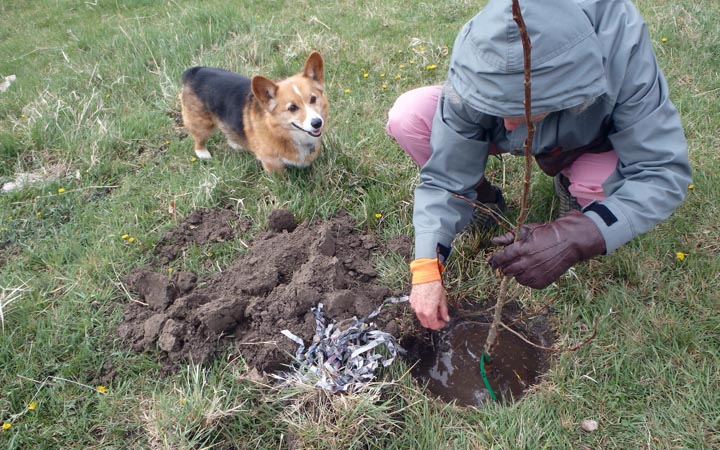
left=118, top=208, right=411, bottom=372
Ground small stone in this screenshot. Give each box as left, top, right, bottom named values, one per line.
left=581, top=419, right=599, bottom=432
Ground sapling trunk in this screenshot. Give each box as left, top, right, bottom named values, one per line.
left=484, top=0, right=535, bottom=355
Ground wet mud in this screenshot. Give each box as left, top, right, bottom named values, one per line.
left=403, top=302, right=553, bottom=406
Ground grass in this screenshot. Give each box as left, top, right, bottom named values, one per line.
left=1, top=0, right=718, bottom=448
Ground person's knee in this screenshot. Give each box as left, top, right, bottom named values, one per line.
left=386, top=91, right=423, bottom=139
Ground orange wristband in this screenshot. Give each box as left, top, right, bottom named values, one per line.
left=410, top=258, right=445, bottom=285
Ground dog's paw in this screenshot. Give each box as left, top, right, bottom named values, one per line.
left=194, top=148, right=212, bottom=160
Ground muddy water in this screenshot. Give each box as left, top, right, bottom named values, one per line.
left=413, top=321, right=544, bottom=406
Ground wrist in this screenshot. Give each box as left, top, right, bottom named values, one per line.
left=410, top=258, right=445, bottom=285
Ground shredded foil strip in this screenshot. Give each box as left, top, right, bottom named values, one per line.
left=277, top=296, right=409, bottom=393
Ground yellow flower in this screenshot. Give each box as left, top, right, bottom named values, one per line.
left=394, top=74, right=401, bottom=80
left=165, top=140, right=170, bottom=145
left=381, top=84, right=387, bottom=90
left=363, top=73, right=369, bottom=78
left=409, top=61, right=415, bottom=65
left=36, top=212, right=42, bottom=217
left=374, top=213, right=382, bottom=219
left=344, top=88, right=350, bottom=94
left=379, top=73, right=385, bottom=78
left=426, top=64, right=437, bottom=70
left=688, top=184, right=694, bottom=190
left=128, top=237, right=135, bottom=243
left=6, top=216, right=11, bottom=220
left=2, top=423, right=10, bottom=430
left=121, top=234, right=129, bottom=240
left=399, top=64, right=405, bottom=69
left=96, top=385, right=109, bottom=394
left=21, top=114, right=27, bottom=118
left=191, top=157, right=198, bottom=162
left=417, top=45, right=425, bottom=51
left=28, top=401, right=37, bottom=411
left=661, top=37, right=668, bottom=43
left=168, top=267, right=174, bottom=274
left=676, top=251, right=686, bottom=261
left=58, top=187, right=65, bottom=193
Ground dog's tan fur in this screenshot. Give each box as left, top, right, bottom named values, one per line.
left=180, top=52, right=328, bottom=173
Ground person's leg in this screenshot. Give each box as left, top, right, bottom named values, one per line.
left=386, top=85, right=442, bottom=166
left=558, top=150, right=619, bottom=208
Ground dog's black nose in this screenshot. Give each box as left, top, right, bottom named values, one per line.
left=311, top=118, right=323, bottom=129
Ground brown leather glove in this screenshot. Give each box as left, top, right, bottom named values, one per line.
left=489, top=210, right=606, bottom=289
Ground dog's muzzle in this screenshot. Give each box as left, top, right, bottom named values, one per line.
left=293, top=120, right=323, bottom=137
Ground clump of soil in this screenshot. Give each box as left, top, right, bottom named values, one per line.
left=154, top=208, right=251, bottom=264
left=119, top=209, right=409, bottom=371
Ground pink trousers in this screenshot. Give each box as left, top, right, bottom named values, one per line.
left=386, top=85, right=617, bottom=206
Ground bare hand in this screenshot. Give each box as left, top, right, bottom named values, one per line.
left=409, top=280, right=450, bottom=330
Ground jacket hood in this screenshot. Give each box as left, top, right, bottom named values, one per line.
left=448, top=0, right=607, bottom=117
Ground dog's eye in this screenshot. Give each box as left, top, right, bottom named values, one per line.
left=309, top=95, right=317, bottom=104
left=288, top=104, right=299, bottom=112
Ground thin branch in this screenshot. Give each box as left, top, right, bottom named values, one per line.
left=452, top=193, right=515, bottom=233
left=499, top=319, right=598, bottom=353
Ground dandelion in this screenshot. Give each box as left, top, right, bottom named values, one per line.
left=409, top=60, right=415, bottom=65
left=191, top=157, right=198, bottom=162
left=165, top=140, right=170, bottom=145
left=168, top=267, right=174, bottom=274
left=676, top=251, right=686, bottom=261
left=36, top=212, right=42, bottom=217
left=375, top=213, right=382, bottom=219
left=426, top=64, right=437, bottom=70
left=394, top=74, right=401, bottom=80
left=379, top=73, right=385, bottom=78
left=661, top=37, right=668, bottom=43
left=6, top=216, right=11, bottom=220
left=127, top=237, right=135, bottom=243
left=2, top=423, right=10, bottom=430
left=58, top=187, right=65, bottom=193
left=363, top=73, right=369, bottom=78
left=96, top=385, right=109, bottom=394
left=688, top=184, right=694, bottom=190
left=28, top=401, right=37, bottom=411
left=399, top=64, right=405, bottom=69
left=121, top=234, right=129, bottom=240
left=381, top=84, right=387, bottom=90
left=417, top=45, right=425, bottom=51
left=21, top=114, right=27, bottom=118
left=207, top=252, right=214, bottom=257
left=344, top=88, right=350, bottom=94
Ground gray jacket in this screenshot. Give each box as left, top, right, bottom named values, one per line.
left=414, top=0, right=691, bottom=260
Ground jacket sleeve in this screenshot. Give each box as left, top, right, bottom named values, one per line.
left=413, top=85, right=492, bottom=261
left=584, top=17, right=692, bottom=253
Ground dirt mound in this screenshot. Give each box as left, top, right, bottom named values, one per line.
left=154, top=208, right=251, bottom=264
left=118, top=209, right=408, bottom=371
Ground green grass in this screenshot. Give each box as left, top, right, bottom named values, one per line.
left=1, top=0, right=718, bottom=448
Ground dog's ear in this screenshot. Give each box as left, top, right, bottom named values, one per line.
left=251, top=76, right=279, bottom=111
left=303, top=51, right=324, bottom=87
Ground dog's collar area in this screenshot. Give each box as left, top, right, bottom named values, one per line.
left=292, top=122, right=322, bottom=137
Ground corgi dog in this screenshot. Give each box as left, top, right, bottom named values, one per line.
left=179, top=51, right=328, bottom=174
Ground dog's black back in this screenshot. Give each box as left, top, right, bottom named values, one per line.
left=182, top=67, right=252, bottom=137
